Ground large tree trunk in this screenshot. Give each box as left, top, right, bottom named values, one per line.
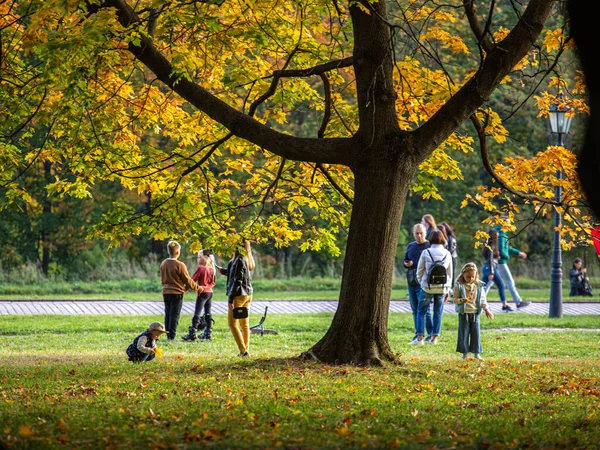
left=306, top=150, right=416, bottom=365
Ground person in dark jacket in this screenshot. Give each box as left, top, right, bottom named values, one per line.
left=219, top=240, right=256, bottom=357
left=570, top=257, right=593, bottom=296
left=402, top=224, right=432, bottom=341
left=482, top=229, right=510, bottom=312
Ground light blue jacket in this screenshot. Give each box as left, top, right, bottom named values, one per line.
left=454, top=280, right=487, bottom=314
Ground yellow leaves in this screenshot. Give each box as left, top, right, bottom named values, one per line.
left=18, top=425, right=34, bottom=436
left=155, top=347, right=163, bottom=359
left=420, top=28, right=470, bottom=55
left=543, top=29, right=566, bottom=53
left=476, top=109, right=508, bottom=144
left=493, top=27, right=510, bottom=42
left=468, top=142, right=590, bottom=249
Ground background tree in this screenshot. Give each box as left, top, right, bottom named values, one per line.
left=0, top=0, right=588, bottom=364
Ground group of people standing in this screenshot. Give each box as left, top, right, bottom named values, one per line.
left=402, top=215, right=457, bottom=346
left=403, top=215, right=521, bottom=359
left=127, top=239, right=256, bottom=362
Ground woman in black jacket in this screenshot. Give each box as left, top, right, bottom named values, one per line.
left=570, top=258, right=593, bottom=296
left=219, top=240, right=256, bottom=357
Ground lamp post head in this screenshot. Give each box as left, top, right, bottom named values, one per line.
left=547, top=95, right=573, bottom=136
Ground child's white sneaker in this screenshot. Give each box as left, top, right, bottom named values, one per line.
left=409, top=338, right=424, bottom=345
left=474, top=354, right=484, bottom=360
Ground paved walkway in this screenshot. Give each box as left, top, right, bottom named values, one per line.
left=1, top=299, right=600, bottom=315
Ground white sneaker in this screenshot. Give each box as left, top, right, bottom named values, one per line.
left=409, top=338, right=424, bottom=345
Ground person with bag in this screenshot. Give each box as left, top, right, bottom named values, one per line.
left=411, top=229, right=453, bottom=345
left=481, top=229, right=511, bottom=312
left=569, top=257, right=593, bottom=296
left=218, top=240, right=255, bottom=357
left=453, top=263, right=494, bottom=360
left=181, top=249, right=217, bottom=341
left=402, top=223, right=432, bottom=341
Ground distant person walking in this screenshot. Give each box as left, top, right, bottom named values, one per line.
left=219, top=240, right=255, bottom=357
left=453, top=263, right=494, bottom=360
left=411, top=229, right=452, bottom=345
left=402, top=224, right=432, bottom=341
left=160, top=241, right=202, bottom=341
left=493, top=224, right=531, bottom=309
left=438, top=222, right=458, bottom=287
left=421, top=214, right=437, bottom=240
left=482, top=229, right=511, bottom=312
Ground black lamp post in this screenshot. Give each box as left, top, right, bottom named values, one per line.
left=547, top=100, right=573, bottom=318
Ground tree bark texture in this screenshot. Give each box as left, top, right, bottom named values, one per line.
left=307, top=142, right=416, bottom=365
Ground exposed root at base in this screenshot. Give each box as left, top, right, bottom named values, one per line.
left=299, top=350, right=320, bottom=362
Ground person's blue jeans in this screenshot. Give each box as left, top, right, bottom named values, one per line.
left=482, top=264, right=507, bottom=304
left=456, top=313, right=482, bottom=355
left=416, top=291, right=445, bottom=337
left=495, top=263, right=523, bottom=304
left=408, top=285, right=432, bottom=337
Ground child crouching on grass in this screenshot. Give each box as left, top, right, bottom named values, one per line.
left=453, top=263, right=494, bottom=361
left=126, top=322, right=167, bottom=362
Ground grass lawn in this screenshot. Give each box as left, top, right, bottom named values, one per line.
left=1, top=313, right=599, bottom=449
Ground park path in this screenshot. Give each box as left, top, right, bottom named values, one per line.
left=1, top=299, right=600, bottom=315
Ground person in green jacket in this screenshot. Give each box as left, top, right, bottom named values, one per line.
left=493, top=224, right=531, bottom=311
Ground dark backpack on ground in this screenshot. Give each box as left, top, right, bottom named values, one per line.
left=426, top=249, right=447, bottom=289
left=583, top=278, right=593, bottom=296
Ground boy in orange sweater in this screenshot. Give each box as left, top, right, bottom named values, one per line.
left=160, top=240, right=202, bottom=341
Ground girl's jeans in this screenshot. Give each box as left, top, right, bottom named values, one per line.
left=456, top=313, right=482, bottom=355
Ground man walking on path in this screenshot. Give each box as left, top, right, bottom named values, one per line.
left=494, top=224, right=531, bottom=312
left=402, top=223, right=432, bottom=340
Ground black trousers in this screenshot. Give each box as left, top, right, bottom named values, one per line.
left=163, top=293, right=184, bottom=339
left=191, top=292, right=213, bottom=330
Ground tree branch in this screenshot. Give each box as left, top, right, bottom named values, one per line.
left=471, top=113, right=559, bottom=205
left=413, top=0, right=556, bottom=162
left=273, top=57, right=353, bottom=78
left=463, top=0, right=494, bottom=54
left=94, top=0, right=355, bottom=166
left=318, top=73, right=332, bottom=138
left=316, top=163, right=353, bottom=204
